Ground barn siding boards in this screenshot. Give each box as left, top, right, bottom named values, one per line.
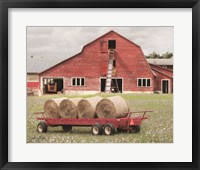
left=154, top=73, right=173, bottom=93
left=27, top=82, right=39, bottom=89
left=150, top=65, right=173, bottom=93
left=39, top=30, right=171, bottom=94
left=64, top=78, right=99, bottom=90
left=27, top=73, right=40, bottom=95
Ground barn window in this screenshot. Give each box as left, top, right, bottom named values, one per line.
left=138, top=79, right=142, bottom=86
left=44, top=79, right=47, bottom=85
left=147, top=79, right=151, bottom=86
left=81, top=78, right=85, bottom=86
left=77, top=78, right=80, bottom=86
left=72, top=78, right=76, bottom=85
left=137, top=78, right=151, bottom=87
left=143, top=79, right=146, bottom=86
left=108, top=40, right=116, bottom=50
left=71, top=78, right=85, bottom=86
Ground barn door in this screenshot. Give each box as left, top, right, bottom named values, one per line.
left=162, top=80, right=169, bottom=93
left=100, top=78, right=122, bottom=93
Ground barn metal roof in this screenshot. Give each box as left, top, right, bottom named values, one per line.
left=146, top=59, right=173, bottom=65
left=27, top=57, right=174, bottom=74
left=27, top=56, right=67, bottom=73
left=35, top=30, right=143, bottom=74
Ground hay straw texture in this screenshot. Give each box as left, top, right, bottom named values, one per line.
left=78, top=96, right=103, bottom=118
left=59, top=98, right=82, bottom=118
left=44, top=98, right=67, bottom=118
left=96, top=96, right=129, bottom=118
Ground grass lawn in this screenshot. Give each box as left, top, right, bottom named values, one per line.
left=27, top=93, right=173, bottom=143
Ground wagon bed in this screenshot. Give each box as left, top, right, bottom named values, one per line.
left=35, top=111, right=152, bottom=135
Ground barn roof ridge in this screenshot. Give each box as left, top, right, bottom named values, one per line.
left=39, top=30, right=141, bottom=74
left=82, top=30, right=141, bottom=51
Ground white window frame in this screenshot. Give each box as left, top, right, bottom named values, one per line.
left=137, top=78, right=151, bottom=87
left=71, top=77, right=85, bottom=86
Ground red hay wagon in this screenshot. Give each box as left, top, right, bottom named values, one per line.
left=34, top=111, right=152, bottom=135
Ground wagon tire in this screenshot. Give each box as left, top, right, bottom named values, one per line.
left=104, top=123, right=116, bottom=135
left=37, top=121, right=47, bottom=133
left=91, top=123, right=103, bottom=135
left=62, top=125, right=72, bottom=132
left=129, top=125, right=141, bottom=133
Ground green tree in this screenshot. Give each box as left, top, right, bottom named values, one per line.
left=147, top=51, right=161, bottom=59
left=161, top=52, right=173, bottom=59
left=146, top=52, right=173, bottom=59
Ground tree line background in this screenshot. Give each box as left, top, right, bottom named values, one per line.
left=145, top=52, right=173, bottom=59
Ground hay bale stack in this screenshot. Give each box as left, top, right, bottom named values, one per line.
left=59, top=98, right=82, bottom=118
left=96, top=96, right=129, bottom=118
left=78, top=96, right=102, bottom=118
left=44, top=98, right=67, bottom=118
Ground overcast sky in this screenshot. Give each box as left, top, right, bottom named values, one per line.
left=27, top=27, right=174, bottom=59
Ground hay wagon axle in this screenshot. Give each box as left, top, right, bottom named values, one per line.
left=35, top=111, right=152, bottom=135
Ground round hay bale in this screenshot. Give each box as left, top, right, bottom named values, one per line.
left=96, top=96, right=129, bottom=118
left=44, top=98, right=67, bottom=118
left=78, top=96, right=102, bottom=118
left=59, top=98, right=82, bottom=118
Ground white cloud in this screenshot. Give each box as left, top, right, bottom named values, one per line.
left=27, top=27, right=173, bottom=58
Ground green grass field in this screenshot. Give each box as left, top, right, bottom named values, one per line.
left=27, top=93, right=173, bottom=143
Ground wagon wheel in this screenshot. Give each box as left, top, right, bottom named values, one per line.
left=91, top=123, right=103, bottom=135
left=37, top=121, right=47, bottom=133
left=104, top=123, right=116, bottom=135
left=129, top=125, right=141, bottom=133
left=62, top=125, right=72, bottom=132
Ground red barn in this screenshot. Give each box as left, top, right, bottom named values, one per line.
left=27, top=57, right=66, bottom=95
left=38, top=30, right=173, bottom=95
left=150, top=64, right=173, bottom=93
left=147, top=59, right=173, bottom=70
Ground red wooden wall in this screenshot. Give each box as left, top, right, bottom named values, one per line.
left=27, top=82, right=39, bottom=89
left=39, top=31, right=157, bottom=93
left=150, top=65, right=173, bottom=93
